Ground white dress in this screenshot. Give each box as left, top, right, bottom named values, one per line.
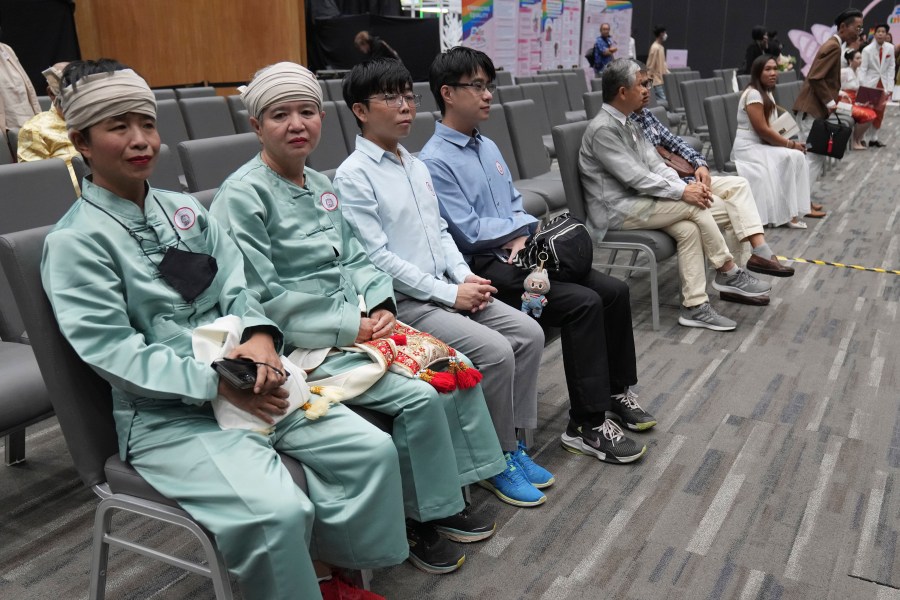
left=731, top=88, right=811, bottom=226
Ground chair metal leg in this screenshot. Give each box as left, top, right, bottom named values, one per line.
left=90, top=494, right=234, bottom=600
left=648, top=250, right=660, bottom=331
left=4, top=430, right=25, bottom=465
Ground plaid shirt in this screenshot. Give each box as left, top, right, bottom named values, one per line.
left=629, top=108, right=707, bottom=182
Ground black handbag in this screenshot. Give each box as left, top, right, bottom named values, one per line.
left=806, top=113, right=852, bottom=159
left=513, top=212, right=593, bottom=282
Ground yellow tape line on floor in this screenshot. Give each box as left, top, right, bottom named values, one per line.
left=775, top=256, right=900, bottom=275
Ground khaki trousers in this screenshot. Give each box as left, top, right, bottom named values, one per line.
left=622, top=199, right=733, bottom=307
left=708, top=175, right=765, bottom=266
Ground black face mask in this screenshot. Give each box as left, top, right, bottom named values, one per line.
left=158, top=246, right=218, bottom=303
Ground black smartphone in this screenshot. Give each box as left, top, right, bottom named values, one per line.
left=212, top=357, right=257, bottom=390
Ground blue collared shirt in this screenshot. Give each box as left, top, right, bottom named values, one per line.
left=334, top=135, right=471, bottom=307
left=419, top=122, right=537, bottom=257
left=594, top=35, right=616, bottom=72
left=629, top=108, right=707, bottom=182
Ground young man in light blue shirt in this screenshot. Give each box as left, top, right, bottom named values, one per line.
left=334, top=58, right=553, bottom=510
left=420, top=47, right=656, bottom=466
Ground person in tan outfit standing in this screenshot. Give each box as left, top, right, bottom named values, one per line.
left=0, top=31, right=40, bottom=130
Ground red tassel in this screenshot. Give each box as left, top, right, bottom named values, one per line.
left=390, top=334, right=407, bottom=345
left=418, top=369, right=457, bottom=393
left=454, top=361, right=483, bottom=389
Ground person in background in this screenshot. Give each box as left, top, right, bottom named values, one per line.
left=859, top=24, right=895, bottom=147
left=628, top=30, right=637, bottom=60
left=840, top=48, right=877, bottom=150
left=794, top=8, right=864, bottom=186
left=42, top=58, right=407, bottom=600
left=734, top=56, right=818, bottom=229
left=334, top=58, right=552, bottom=509
left=0, top=28, right=40, bottom=130
left=354, top=30, right=400, bottom=61
left=16, top=62, right=81, bottom=191
left=592, top=23, right=618, bottom=76
left=741, top=26, right=769, bottom=75
left=646, top=25, right=669, bottom=103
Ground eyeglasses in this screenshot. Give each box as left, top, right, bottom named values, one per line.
left=449, top=81, right=497, bottom=94
left=638, top=80, right=653, bottom=90
left=367, top=93, right=421, bottom=108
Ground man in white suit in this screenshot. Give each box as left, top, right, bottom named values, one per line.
left=860, top=24, right=895, bottom=147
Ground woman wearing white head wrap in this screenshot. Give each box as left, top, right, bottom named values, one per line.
left=42, top=59, right=407, bottom=600
left=212, top=62, right=505, bottom=577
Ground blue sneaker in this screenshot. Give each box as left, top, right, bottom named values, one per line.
left=512, top=441, right=555, bottom=489
left=477, top=453, right=546, bottom=507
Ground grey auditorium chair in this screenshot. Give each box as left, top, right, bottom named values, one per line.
left=332, top=100, right=360, bottom=156
left=713, top=68, right=738, bottom=92
left=305, top=101, right=350, bottom=173
left=475, top=105, right=549, bottom=219
left=0, top=158, right=76, bottom=463
left=174, top=86, right=216, bottom=99
left=583, top=91, right=604, bottom=120
left=36, top=95, right=52, bottom=111
left=412, top=82, right=438, bottom=113
left=403, top=111, right=436, bottom=155
left=152, top=88, right=176, bottom=101
left=233, top=109, right=254, bottom=134
left=495, top=70, right=514, bottom=86
left=177, top=133, right=261, bottom=192
left=6, top=128, right=18, bottom=154
left=646, top=106, right=704, bottom=154
left=179, top=97, right=237, bottom=140
left=0, top=226, right=314, bottom=600
left=0, top=133, right=13, bottom=165
left=155, top=99, right=190, bottom=175
left=325, top=79, right=343, bottom=105
left=680, top=77, right=726, bottom=140
left=518, top=83, right=556, bottom=157
left=496, top=85, right=524, bottom=104
left=502, top=100, right=566, bottom=213
left=737, top=74, right=751, bottom=89
left=773, top=81, right=803, bottom=113
left=778, top=70, right=798, bottom=83
left=703, top=92, right=741, bottom=173
left=552, top=121, right=676, bottom=331
left=662, top=70, right=700, bottom=115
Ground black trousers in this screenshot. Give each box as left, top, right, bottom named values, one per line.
left=470, top=255, right=638, bottom=425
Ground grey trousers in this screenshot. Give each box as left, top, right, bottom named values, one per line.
left=396, top=295, right=545, bottom=452
left=797, top=113, right=827, bottom=186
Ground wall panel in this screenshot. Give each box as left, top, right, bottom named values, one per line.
left=73, top=0, right=306, bottom=88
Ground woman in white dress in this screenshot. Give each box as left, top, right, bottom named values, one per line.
left=731, top=55, right=812, bottom=229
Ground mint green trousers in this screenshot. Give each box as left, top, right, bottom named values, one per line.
left=123, top=401, right=408, bottom=600
left=311, top=351, right=505, bottom=522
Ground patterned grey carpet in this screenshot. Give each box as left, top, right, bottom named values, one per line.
left=2, top=113, right=898, bottom=599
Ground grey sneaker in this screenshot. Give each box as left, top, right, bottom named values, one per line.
left=712, top=268, right=771, bottom=297
left=678, top=302, right=737, bottom=331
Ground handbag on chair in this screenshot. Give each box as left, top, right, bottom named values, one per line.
left=806, top=112, right=852, bottom=159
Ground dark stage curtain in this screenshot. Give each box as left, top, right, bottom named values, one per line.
left=0, top=0, right=79, bottom=93
left=309, top=14, right=440, bottom=82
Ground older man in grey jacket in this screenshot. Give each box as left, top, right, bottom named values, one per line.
left=578, top=59, right=771, bottom=332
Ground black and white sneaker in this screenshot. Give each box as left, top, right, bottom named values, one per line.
left=609, top=388, right=657, bottom=431
left=431, top=506, right=496, bottom=543
left=406, top=519, right=466, bottom=574
left=560, top=419, right=647, bottom=464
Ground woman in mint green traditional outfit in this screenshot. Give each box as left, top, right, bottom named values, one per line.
left=41, top=59, right=408, bottom=600
left=209, top=62, right=506, bottom=575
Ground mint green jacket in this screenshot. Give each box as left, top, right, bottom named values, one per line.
left=42, top=179, right=280, bottom=456
left=210, top=156, right=395, bottom=352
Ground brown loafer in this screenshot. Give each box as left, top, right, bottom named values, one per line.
left=720, top=291, right=770, bottom=306
left=746, top=254, right=795, bottom=278
left=811, top=202, right=824, bottom=211
left=805, top=210, right=826, bottom=218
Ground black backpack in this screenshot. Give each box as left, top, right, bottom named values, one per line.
left=584, top=46, right=596, bottom=68
left=513, top=213, right=593, bottom=282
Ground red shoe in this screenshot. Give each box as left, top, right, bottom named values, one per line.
left=319, top=575, right=386, bottom=600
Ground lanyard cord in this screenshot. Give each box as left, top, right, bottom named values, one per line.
left=81, top=193, right=194, bottom=256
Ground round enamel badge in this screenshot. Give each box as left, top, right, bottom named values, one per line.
left=173, top=207, right=196, bottom=230
left=495, top=161, right=504, bottom=175
left=320, top=192, right=339, bottom=211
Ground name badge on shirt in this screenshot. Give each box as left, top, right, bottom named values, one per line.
left=320, top=192, right=339, bottom=211
left=173, top=207, right=196, bottom=230
left=495, top=161, right=504, bottom=175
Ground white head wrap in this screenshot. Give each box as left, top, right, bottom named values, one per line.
left=240, top=62, right=322, bottom=119
left=60, top=68, right=156, bottom=132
